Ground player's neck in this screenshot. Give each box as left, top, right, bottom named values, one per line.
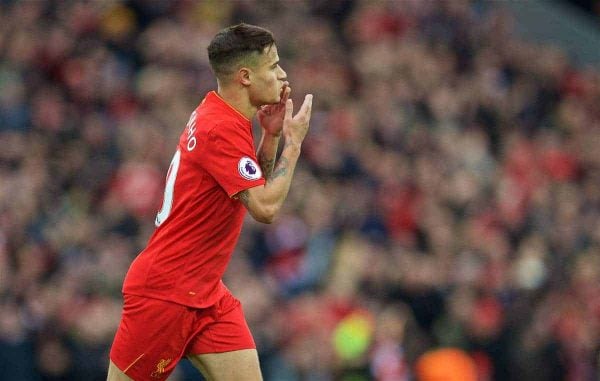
left=216, top=86, right=257, bottom=121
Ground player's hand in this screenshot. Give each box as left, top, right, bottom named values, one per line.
left=283, top=94, right=313, bottom=147
left=257, top=83, right=290, bottom=137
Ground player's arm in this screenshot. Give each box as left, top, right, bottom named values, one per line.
left=255, top=84, right=290, bottom=179
left=235, top=94, right=313, bottom=224
left=256, top=130, right=280, bottom=180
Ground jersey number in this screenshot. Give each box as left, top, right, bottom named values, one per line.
left=155, top=149, right=181, bottom=227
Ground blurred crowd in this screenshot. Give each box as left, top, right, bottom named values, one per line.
left=1, top=1, right=599, bottom=380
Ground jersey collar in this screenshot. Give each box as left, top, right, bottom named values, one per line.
left=208, top=91, right=251, bottom=124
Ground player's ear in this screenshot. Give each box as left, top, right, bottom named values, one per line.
left=238, top=67, right=252, bottom=87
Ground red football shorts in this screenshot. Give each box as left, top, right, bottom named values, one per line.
left=109, top=290, right=255, bottom=380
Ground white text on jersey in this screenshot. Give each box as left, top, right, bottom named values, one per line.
left=186, top=111, right=198, bottom=151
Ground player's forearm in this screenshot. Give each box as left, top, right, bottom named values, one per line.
left=266, top=139, right=300, bottom=183
left=256, top=131, right=280, bottom=179
left=263, top=140, right=300, bottom=202
left=242, top=141, right=301, bottom=223
left=241, top=93, right=312, bottom=223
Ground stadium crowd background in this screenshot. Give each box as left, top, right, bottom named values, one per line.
left=0, top=1, right=599, bottom=380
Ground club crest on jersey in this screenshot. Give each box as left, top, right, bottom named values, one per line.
left=238, top=157, right=262, bottom=180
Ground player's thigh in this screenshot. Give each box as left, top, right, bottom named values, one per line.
left=107, top=360, right=133, bottom=381
left=110, top=294, right=194, bottom=380
left=187, top=349, right=262, bottom=381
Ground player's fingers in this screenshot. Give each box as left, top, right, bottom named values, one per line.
left=296, top=94, right=313, bottom=120
left=279, top=82, right=289, bottom=101
left=284, top=99, right=293, bottom=121
left=260, top=105, right=272, bottom=115
left=281, top=85, right=291, bottom=104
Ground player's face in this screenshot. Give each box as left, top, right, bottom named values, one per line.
left=249, top=45, right=287, bottom=106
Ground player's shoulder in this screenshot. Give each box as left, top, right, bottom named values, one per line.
left=196, top=111, right=244, bottom=136
left=197, top=92, right=249, bottom=127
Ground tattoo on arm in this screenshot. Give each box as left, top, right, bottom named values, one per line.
left=259, top=151, right=276, bottom=180
left=237, top=190, right=250, bottom=207
left=271, top=157, right=289, bottom=180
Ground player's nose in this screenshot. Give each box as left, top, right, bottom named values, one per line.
left=278, top=66, right=287, bottom=80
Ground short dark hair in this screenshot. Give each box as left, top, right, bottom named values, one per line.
left=207, top=23, right=275, bottom=79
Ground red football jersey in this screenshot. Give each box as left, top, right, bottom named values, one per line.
left=122, top=91, right=265, bottom=308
